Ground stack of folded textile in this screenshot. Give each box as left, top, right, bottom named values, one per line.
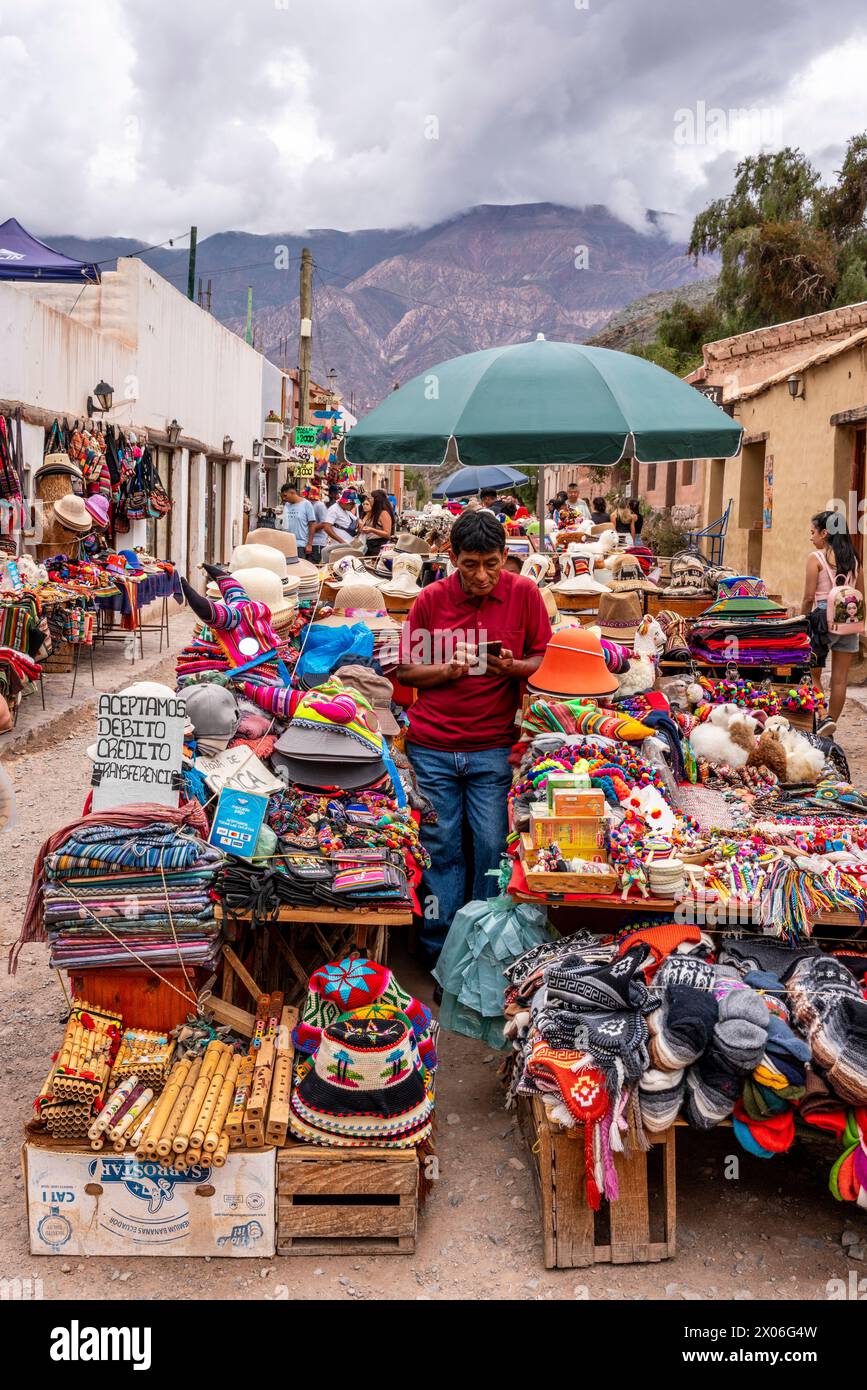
left=42, top=821, right=222, bottom=971
left=688, top=576, right=810, bottom=667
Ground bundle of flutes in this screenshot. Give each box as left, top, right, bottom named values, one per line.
left=33, top=1000, right=122, bottom=1139
left=129, top=1039, right=244, bottom=1168
left=51, top=1000, right=122, bottom=1103
left=112, top=1029, right=175, bottom=1089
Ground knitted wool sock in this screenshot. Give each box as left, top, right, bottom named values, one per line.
left=639, top=1066, right=685, bottom=1132
left=683, top=1053, right=739, bottom=1129
left=712, top=989, right=769, bottom=1072
left=649, top=985, right=718, bottom=1071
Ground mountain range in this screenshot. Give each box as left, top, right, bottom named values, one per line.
left=51, top=203, right=716, bottom=411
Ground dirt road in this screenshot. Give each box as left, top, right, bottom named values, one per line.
left=1, top=670, right=866, bottom=1301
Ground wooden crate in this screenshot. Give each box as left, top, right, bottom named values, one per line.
left=518, top=1095, right=676, bottom=1268
left=277, top=1145, right=419, bottom=1255
left=68, top=967, right=203, bottom=1031
left=519, top=833, right=619, bottom=896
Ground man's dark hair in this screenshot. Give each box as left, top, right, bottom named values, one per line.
left=450, top=509, right=506, bottom=555
left=283, top=479, right=300, bottom=494
left=567, top=479, right=579, bottom=489
left=479, top=488, right=497, bottom=502
left=592, top=496, right=607, bottom=511
left=499, top=498, right=517, bottom=518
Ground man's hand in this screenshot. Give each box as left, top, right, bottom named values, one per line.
left=483, top=646, right=515, bottom=675
left=305, top=543, right=314, bottom=555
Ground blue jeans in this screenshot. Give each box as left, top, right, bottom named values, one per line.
left=406, top=743, right=513, bottom=958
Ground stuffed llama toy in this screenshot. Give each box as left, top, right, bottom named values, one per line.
left=689, top=703, right=759, bottom=768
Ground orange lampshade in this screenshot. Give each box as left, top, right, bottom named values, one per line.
left=529, top=627, right=619, bottom=697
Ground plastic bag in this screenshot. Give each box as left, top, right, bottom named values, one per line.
left=433, top=895, right=553, bottom=1049
left=295, top=621, right=374, bottom=681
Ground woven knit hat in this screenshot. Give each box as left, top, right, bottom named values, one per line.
left=528, top=628, right=619, bottom=697
left=290, top=1016, right=433, bottom=1145
left=597, top=589, right=643, bottom=643
left=274, top=681, right=384, bottom=761
left=53, top=494, right=94, bottom=533
left=662, top=550, right=714, bottom=597
left=701, top=575, right=786, bottom=617
left=608, top=553, right=659, bottom=593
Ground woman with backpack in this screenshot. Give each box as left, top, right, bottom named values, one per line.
left=802, top=510, right=865, bottom=734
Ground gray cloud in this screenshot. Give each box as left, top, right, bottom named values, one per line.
left=1, top=0, right=865, bottom=240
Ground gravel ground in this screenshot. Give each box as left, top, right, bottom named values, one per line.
left=1, top=669, right=866, bottom=1301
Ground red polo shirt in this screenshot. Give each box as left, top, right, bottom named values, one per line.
left=401, top=569, right=552, bottom=750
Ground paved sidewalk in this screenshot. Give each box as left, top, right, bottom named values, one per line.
left=1, top=605, right=195, bottom=758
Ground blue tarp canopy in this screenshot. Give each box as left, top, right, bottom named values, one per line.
left=0, top=218, right=100, bottom=282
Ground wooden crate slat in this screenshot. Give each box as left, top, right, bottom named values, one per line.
left=275, top=1145, right=419, bottom=1255
left=518, top=1095, right=675, bottom=1269
left=278, top=1199, right=416, bottom=1240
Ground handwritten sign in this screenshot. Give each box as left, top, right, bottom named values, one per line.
left=209, top=789, right=269, bottom=859
left=293, top=426, right=317, bottom=448
left=91, top=692, right=186, bottom=812
left=195, top=744, right=283, bottom=797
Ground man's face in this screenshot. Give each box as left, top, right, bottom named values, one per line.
left=284, top=489, right=299, bottom=505
left=451, top=547, right=505, bottom=597
left=567, top=485, right=580, bottom=502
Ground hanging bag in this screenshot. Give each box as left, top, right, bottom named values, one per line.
left=43, top=419, right=72, bottom=472
left=816, top=551, right=865, bottom=636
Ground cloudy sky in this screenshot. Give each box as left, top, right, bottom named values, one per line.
left=2, top=0, right=866, bottom=242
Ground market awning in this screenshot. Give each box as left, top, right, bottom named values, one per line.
left=0, top=217, right=101, bottom=283
left=345, top=336, right=743, bottom=469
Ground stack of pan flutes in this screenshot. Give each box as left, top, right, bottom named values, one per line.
left=35, top=993, right=296, bottom=1169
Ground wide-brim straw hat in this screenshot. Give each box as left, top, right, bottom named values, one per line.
left=34, top=460, right=84, bottom=485
left=395, top=532, right=430, bottom=555
left=230, top=566, right=297, bottom=622
left=331, top=554, right=385, bottom=587
left=381, top=555, right=423, bottom=598
left=333, top=583, right=388, bottom=612
left=528, top=628, right=619, bottom=697
left=53, top=494, right=94, bottom=533
left=597, top=590, right=643, bottom=644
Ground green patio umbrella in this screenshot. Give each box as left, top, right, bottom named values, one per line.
left=344, top=336, right=742, bottom=469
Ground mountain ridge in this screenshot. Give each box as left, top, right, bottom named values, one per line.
left=48, top=203, right=716, bottom=409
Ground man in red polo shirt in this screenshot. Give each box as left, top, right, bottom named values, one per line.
left=396, top=509, right=551, bottom=966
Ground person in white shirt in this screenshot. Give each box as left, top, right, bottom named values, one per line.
left=324, top=485, right=357, bottom=545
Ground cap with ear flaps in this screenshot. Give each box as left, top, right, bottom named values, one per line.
left=528, top=627, right=619, bottom=697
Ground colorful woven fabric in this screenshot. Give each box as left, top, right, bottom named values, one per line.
left=520, top=697, right=654, bottom=742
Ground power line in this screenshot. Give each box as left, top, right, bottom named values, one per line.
left=92, top=229, right=192, bottom=266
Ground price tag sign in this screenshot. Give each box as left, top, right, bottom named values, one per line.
left=293, top=425, right=317, bottom=447
left=209, top=788, right=269, bottom=858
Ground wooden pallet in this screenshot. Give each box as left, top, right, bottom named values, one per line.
left=277, top=1145, right=419, bottom=1255
left=518, top=1095, right=676, bottom=1268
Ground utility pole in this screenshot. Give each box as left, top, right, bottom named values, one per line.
left=299, top=246, right=313, bottom=426
left=187, top=226, right=197, bottom=301
left=245, top=286, right=254, bottom=345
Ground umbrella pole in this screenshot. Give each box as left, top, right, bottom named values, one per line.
left=535, top=469, right=546, bottom=553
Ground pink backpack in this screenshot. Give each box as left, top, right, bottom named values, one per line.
left=816, top=552, right=865, bottom=635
